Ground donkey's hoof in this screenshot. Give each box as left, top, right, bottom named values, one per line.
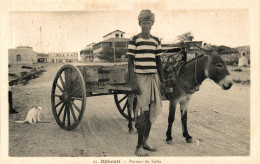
left=166, top=139, right=173, bottom=145
left=186, top=137, right=193, bottom=143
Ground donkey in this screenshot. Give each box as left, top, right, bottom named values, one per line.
left=126, top=46, right=233, bottom=144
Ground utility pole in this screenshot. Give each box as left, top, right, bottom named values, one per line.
left=40, top=26, right=44, bottom=53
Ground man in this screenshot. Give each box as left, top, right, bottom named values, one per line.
left=127, top=10, right=165, bottom=156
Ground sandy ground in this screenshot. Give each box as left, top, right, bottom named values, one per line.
left=9, top=63, right=250, bottom=157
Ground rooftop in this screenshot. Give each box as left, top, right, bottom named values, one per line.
left=103, top=30, right=125, bottom=38
left=102, top=37, right=129, bottom=43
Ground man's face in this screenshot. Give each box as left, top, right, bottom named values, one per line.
left=140, top=21, right=153, bottom=34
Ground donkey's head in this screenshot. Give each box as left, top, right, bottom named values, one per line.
left=196, top=44, right=232, bottom=90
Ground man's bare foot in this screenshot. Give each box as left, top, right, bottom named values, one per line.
left=135, top=147, right=149, bottom=156
left=143, top=143, right=157, bottom=152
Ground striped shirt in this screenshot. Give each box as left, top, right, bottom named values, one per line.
left=127, top=34, right=163, bottom=74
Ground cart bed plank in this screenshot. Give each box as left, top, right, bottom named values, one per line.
left=106, top=84, right=132, bottom=92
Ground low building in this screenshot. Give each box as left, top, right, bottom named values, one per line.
left=93, top=30, right=129, bottom=62
left=49, top=52, right=78, bottom=63
left=37, top=53, right=49, bottom=62
left=80, top=43, right=95, bottom=62
left=8, top=46, right=37, bottom=65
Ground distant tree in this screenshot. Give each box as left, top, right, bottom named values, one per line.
left=176, top=32, right=194, bottom=42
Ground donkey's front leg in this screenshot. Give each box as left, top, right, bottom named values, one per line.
left=166, top=100, right=177, bottom=144
left=180, top=99, right=193, bottom=143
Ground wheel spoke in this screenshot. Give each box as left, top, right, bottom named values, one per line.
left=56, top=83, right=64, bottom=93
left=67, top=103, right=71, bottom=126
left=118, top=95, right=127, bottom=104
left=65, top=68, right=72, bottom=92
left=63, top=104, right=67, bottom=125
left=70, top=100, right=81, bottom=113
left=59, top=74, right=66, bottom=90
left=122, top=100, right=128, bottom=112
left=71, top=75, right=78, bottom=87
left=69, top=101, right=77, bottom=121
left=69, top=87, right=81, bottom=96
left=55, top=100, right=63, bottom=108
left=58, top=103, right=65, bottom=118
left=70, top=97, right=83, bottom=101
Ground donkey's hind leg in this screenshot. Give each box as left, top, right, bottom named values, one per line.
left=166, top=100, right=177, bottom=144
left=127, top=93, right=135, bottom=134
left=180, top=99, right=193, bottom=143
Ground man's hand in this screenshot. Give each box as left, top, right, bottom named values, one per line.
left=160, top=81, right=166, bottom=95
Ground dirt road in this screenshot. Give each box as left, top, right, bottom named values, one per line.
left=9, top=63, right=250, bottom=157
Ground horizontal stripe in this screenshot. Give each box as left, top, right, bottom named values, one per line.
left=135, top=65, right=157, bottom=69
left=136, top=38, right=159, bottom=45
left=135, top=53, right=156, bottom=58
left=135, top=49, right=156, bottom=54
left=135, top=61, right=157, bottom=66
left=136, top=45, right=157, bottom=50
left=136, top=41, right=157, bottom=47
left=135, top=69, right=157, bottom=74
left=128, top=44, right=136, bottom=49
left=127, top=52, right=135, bottom=56
left=127, top=49, right=135, bottom=54
left=135, top=58, right=156, bottom=62
left=155, top=49, right=163, bottom=54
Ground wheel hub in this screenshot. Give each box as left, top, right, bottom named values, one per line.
left=60, top=92, right=69, bottom=102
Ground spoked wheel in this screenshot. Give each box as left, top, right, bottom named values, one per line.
left=51, top=64, right=86, bottom=131
left=114, top=92, right=137, bottom=121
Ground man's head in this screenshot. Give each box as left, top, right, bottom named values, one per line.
left=138, top=10, right=154, bottom=34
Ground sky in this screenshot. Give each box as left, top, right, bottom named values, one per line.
left=8, top=9, right=249, bottom=53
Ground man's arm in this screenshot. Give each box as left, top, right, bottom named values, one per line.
left=128, top=55, right=140, bottom=94
left=128, top=55, right=135, bottom=85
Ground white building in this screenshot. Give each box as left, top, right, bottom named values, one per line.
left=8, top=46, right=37, bottom=65
left=49, top=52, right=78, bottom=63
left=103, top=30, right=125, bottom=40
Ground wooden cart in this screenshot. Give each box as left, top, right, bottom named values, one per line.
left=51, top=63, right=135, bottom=131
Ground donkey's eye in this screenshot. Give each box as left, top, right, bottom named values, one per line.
left=216, top=63, right=223, bottom=68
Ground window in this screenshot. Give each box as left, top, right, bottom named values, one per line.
left=121, top=34, right=123, bottom=37
left=115, top=34, right=119, bottom=38
left=16, top=54, right=21, bottom=61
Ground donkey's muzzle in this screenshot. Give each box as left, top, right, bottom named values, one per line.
left=218, top=75, right=233, bottom=90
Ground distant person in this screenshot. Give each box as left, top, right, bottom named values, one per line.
left=9, top=83, right=18, bottom=114
left=238, top=52, right=249, bottom=67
